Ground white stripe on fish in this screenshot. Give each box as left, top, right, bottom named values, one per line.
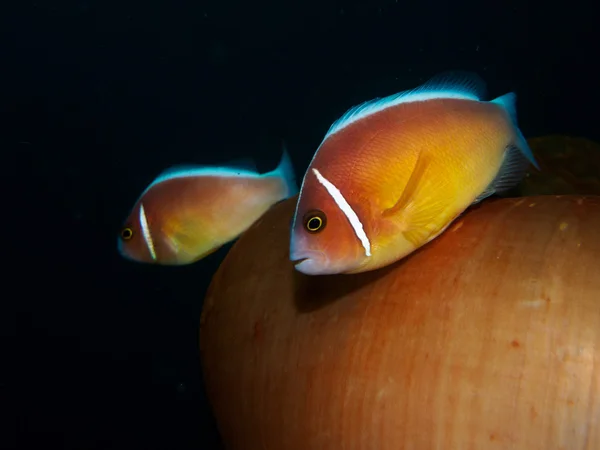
left=323, top=72, right=486, bottom=139
left=139, top=203, right=157, bottom=261
left=312, top=168, right=371, bottom=257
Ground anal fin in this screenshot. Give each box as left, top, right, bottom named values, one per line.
left=163, top=219, right=207, bottom=255
left=472, top=143, right=532, bottom=205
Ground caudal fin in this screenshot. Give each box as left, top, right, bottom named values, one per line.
left=472, top=93, right=541, bottom=205
left=491, top=92, right=540, bottom=170
left=272, top=142, right=298, bottom=198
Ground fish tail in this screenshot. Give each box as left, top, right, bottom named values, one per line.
left=472, top=93, right=541, bottom=204
left=272, top=142, right=299, bottom=198
left=491, top=93, right=540, bottom=170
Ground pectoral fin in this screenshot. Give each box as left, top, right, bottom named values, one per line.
left=383, top=149, right=454, bottom=247
left=383, top=149, right=432, bottom=217
left=163, top=219, right=215, bottom=259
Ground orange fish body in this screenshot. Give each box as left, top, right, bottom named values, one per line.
left=119, top=148, right=297, bottom=265
left=290, top=72, right=538, bottom=275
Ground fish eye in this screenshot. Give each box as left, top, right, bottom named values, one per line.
left=120, top=227, right=134, bottom=240
left=303, top=210, right=327, bottom=233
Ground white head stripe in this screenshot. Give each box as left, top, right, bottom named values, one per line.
left=311, top=168, right=371, bottom=257
left=139, top=203, right=157, bottom=261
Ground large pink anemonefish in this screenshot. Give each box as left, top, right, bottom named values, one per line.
left=290, top=72, right=539, bottom=275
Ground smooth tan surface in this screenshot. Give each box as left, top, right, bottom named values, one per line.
left=200, top=195, right=600, bottom=450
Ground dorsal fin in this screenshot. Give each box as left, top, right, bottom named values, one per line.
left=324, top=71, right=487, bottom=139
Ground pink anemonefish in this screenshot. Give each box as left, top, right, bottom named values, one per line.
left=289, top=71, right=539, bottom=275
left=118, top=147, right=297, bottom=265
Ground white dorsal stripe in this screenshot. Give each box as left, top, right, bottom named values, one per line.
left=311, top=168, right=371, bottom=257
left=139, top=203, right=157, bottom=261
left=324, top=91, right=477, bottom=138
left=146, top=167, right=259, bottom=193
left=323, top=71, right=486, bottom=139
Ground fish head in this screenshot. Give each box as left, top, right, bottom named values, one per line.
left=289, top=168, right=370, bottom=275
left=117, top=201, right=160, bottom=264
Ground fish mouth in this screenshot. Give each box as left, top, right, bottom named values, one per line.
left=290, top=249, right=330, bottom=275
left=293, top=258, right=314, bottom=273
left=291, top=257, right=309, bottom=266
left=292, top=257, right=329, bottom=275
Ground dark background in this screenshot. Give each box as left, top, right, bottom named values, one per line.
left=4, top=0, right=598, bottom=448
